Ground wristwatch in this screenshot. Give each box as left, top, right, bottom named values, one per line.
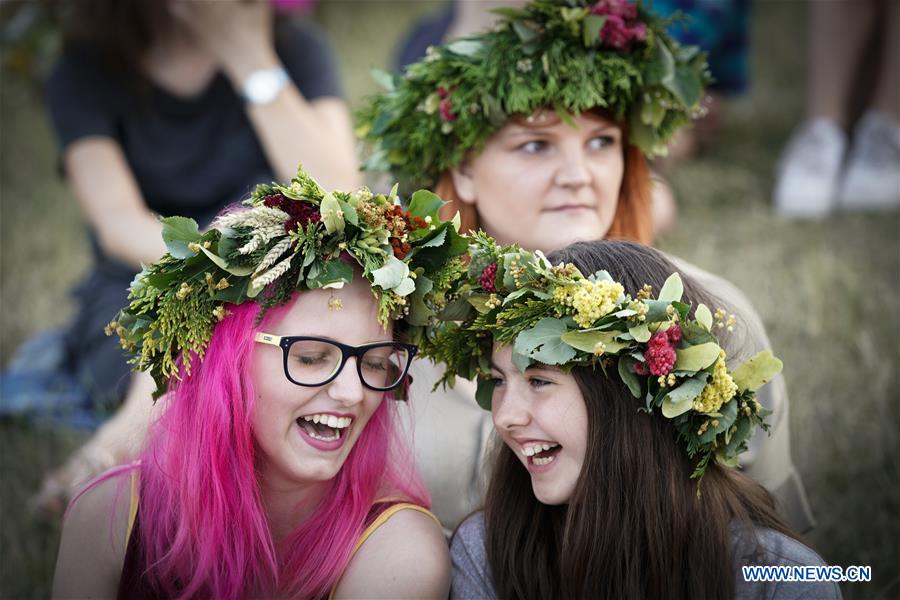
left=240, top=67, right=289, bottom=106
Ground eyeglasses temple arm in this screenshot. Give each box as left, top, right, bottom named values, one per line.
left=254, top=333, right=282, bottom=346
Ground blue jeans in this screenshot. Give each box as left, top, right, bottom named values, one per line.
left=0, top=329, right=110, bottom=429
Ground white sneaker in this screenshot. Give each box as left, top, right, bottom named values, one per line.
left=773, top=119, right=847, bottom=219
left=837, top=112, right=900, bottom=212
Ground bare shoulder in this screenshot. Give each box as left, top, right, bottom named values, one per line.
left=334, top=507, right=451, bottom=600
left=52, top=468, right=134, bottom=599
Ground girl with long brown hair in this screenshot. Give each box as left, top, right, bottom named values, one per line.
left=359, top=0, right=813, bottom=533
left=433, top=239, right=838, bottom=600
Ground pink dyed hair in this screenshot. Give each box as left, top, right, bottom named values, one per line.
left=123, top=295, right=429, bottom=598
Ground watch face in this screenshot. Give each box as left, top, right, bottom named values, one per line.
left=244, top=68, right=289, bottom=105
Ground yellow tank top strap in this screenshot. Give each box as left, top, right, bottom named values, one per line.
left=350, top=502, right=440, bottom=557
left=327, top=502, right=442, bottom=600
left=125, top=465, right=141, bottom=548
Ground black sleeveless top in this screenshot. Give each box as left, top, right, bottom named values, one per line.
left=117, top=500, right=438, bottom=599
left=117, top=511, right=157, bottom=600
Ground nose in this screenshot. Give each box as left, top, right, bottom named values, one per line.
left=327, top=357, right=365, bottom=406
left=493, top=391, right=531, bottom=431
left=554, top=143, right=592, bottom=188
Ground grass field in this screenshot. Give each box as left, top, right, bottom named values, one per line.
left=2, top=2, right=898, bottom=598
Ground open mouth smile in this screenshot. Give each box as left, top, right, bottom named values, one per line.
left=296, top=413, right=353, bottom=449
left=521, top=441, right=561, bottom=467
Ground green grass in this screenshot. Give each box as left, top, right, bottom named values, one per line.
left=1, top=2, right=898, bottom=598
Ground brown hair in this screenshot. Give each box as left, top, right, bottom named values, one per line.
left=482, top=240, right=799, bottom=600
left=63, top=0, right=173, bottom=77
left=62, top=2, right=291, bottom=93
left=436, top=121, right=654, bottom=245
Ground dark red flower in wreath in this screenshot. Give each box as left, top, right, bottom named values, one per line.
left=666, top=324, right=683, bottom=344
left=591, top=0, right=647, bottom=50
left=479, top=262, right=498, bottom=293
left=645, top=329, right=676, bottom=376
left=390, top=237, right=413, bottom=260
left=436, top=85, right=457, bottom=122
left=263, top=194, right=321, bottom=234
left=439, top=98, right=456, bottom=123
left=263, top=194, right=284, bottom=208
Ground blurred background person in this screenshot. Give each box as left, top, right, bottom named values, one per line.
left=773, top=0, right=899, bottom=218
left=1, top=0, right=358, bottom=514
left=651, top=0, right=750, bottom=163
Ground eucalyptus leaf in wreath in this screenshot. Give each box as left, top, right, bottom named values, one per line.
left=662, top=373, right=708, bottom=418
left=561, top=329, right=628, bottom=354
left=476, top=378, right=496, bottom=410
left=731, top=350, right=784, bottom=392
left=694, top=303, right=713, bottom=331
left=161, top=216, right=203, bottom=259
left=514, top=317, right=578, bottom=365
left=674, top=342, right=721, bottom=372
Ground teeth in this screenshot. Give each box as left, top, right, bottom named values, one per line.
left=521, top=442, right=559, bottom=457
left=307, top=430, right=339, bottom=441
left=533, top=455, right=556, bottom=466
left=300, top=414, right=353, bottom=429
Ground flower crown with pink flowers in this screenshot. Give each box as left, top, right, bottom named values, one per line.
left=358, top=0, right=711, bottom=191
left=421, top=233, right=782, bottom=481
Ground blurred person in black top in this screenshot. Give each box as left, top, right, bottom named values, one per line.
left=14, top=0, right=359, bottom=514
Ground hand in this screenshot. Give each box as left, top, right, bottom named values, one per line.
left=31, top=374, right=158, bottom=519
left=170, top=0, right=278, bottom=83
left=31, top=444, right=119, bottom=519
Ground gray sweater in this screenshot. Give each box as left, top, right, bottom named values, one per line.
left=450, top=513, right=841, bottom=600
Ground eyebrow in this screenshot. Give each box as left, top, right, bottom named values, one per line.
left=503, top=124, right=621, bottom=138
left=489, top=361, right=559, bottom=374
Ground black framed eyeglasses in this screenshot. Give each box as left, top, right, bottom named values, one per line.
left=254, top=333, right=417, bottom=392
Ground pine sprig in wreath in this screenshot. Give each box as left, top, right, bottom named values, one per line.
left=107, top=166, right=469, bottom=398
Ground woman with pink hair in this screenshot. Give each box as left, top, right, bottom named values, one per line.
left=52, top=169, right=462, bottom=599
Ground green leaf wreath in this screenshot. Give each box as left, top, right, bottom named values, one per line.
left=420, top=233, right=782, bottom=482
left=357, top=0, right=712, bottom=190
left=106, top=167, right=468, bottom=397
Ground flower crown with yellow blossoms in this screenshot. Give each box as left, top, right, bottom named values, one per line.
left=107, top=167, right=468, bottom=398
left=421, top=233, right=782, bottom=481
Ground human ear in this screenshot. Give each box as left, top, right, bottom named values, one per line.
left=450, top=160, right=477, bottom=206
